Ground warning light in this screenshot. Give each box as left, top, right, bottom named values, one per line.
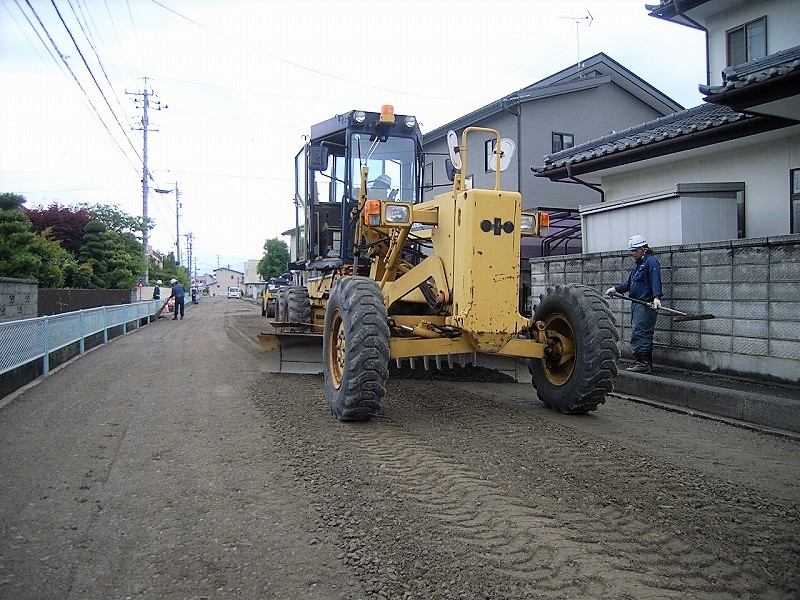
left=379, top=104, right=395, bottom=124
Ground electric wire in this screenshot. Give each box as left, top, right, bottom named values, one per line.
left=9, top=0, right=65, bottom=75
left=20, top=0, right=141, bottom=176
left=49, top=0, right=143, bottom=166
left=148, top=0, right=461, bottom=102
left=102, top=0, right=137, bottom=84
left=67, top=0, right=131, bottom=125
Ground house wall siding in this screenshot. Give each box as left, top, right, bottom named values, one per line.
left=598, top=129, right=800, bottom=240
left=423, top=79, right=670, bottom=212
left=530, top=235, right=800, bottom=384
left=705, top=0, right=799, bottom=85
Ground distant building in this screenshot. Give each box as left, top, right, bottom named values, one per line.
left=243, top=260, right=265, bottom=298
left=211, top=267, right=243, bottom=297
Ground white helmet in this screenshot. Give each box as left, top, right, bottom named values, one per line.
left=170, top=278, right=177, bottom=284
left=628, top=234, right=648, bottom=250
left=156, top=280, right=162, bottom=285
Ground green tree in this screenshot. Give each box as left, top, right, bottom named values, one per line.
left=30, top=228, right=76, bottom=288
left=149, top=251, right=189, bottom=286
left=78, top=220, right=142, bottom=289
left=257, top=238, right=290, bottom=280
left=0, top=193, right=41, bottom=280
left=0, top=193, right=73, bottom=286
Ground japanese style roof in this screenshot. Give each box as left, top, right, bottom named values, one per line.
left=699, top=44, right=800, bottom=121
left=533, top=100, right=793, bottom=180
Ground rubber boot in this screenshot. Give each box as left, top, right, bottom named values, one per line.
left=645, top=349, right=653, bottom=372
left=626, top=352, right=651, bottom=374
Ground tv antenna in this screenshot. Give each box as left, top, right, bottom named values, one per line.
left=559, top=10, right=593, bottom=69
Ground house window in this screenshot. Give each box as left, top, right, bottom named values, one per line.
left=484, top=139, right=496, bottom=172
left=727, top=17, right=766, bottom=66
left=792, top=169, right=800, bottom=234
left=552, top=132, right=574, bottom=153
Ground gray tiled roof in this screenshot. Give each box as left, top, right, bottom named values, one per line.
left=700, top=44, right=800, bottom=97
left=535, top=103, right=751, bottom=174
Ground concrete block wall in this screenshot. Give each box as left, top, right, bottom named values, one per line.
left=530, top=235, right=800, bottom=385
left=0, top=278, right=37, bottom=323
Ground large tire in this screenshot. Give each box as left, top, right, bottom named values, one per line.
left=287, top=286, right=311, bottom=332
left=275, top=289, right=288, bottom=327
left=323, top=276, right=390, bottom=421
left=530, top=284, right=619, bottom=414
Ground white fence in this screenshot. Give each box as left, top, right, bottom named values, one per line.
left=0, top=300, right=162, bottom=377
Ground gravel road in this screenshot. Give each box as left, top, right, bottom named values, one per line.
left=1, top=297, right=798, bottom=599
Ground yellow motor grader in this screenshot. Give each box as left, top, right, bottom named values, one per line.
left=259, top=106, right=619, bottom=420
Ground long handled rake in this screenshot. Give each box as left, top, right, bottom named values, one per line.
left=609, top=292, right=715, bottom=322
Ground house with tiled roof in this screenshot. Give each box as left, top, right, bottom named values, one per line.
left=528, top=0, right=800, bottom=383
left=534, top=0, right=800, bottom=253
left=422, top=52, right=683, bottom=256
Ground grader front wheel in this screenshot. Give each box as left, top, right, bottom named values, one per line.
left=323, top=276, right=390, bottom=421
left=530, top=284, right=619, bottom=414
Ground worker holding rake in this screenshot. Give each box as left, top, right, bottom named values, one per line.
left=607, top=234, right=662, bottom=374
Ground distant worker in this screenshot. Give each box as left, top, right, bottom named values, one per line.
left=169, top=278, right=186, bottom=320
left=152, top=279, right=162, bottom=300
left=606, top=234, right=662, bottom=374
left=191, top=286, right=198, bottom=304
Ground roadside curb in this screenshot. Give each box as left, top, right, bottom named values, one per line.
left=613, top=369, right=800, bottom=435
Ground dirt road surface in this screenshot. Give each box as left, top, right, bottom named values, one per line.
left=1, top=297, right=798, bottom=599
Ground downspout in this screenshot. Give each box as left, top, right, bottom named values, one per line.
left=566, top=162, right=604, bottom=202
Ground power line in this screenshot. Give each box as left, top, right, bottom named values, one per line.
left=19, top=0, right=141, bottom=175
left=148, top=0, right=461, bottom=102
left=49, top=0, right=143, bottom=165
left=9, top=0, right=66, bottom=75
left=66, top=0, right=131, bottom=124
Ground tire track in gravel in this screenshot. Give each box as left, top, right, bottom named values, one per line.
left=343, top=382, right=780, bottom=599
left=250, top=364, right=798, bottom=599
left=391, top=379, right=797, bottom=597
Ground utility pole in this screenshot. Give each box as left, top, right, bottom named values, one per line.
left=174, top=182, right=181, bottom=267
left=127, top=77, right=166, bottom=283
left=185, top=233, right=194, bottom=283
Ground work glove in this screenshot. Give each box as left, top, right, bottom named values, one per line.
left=652, top=298, right=662, bottom=310
left=605, top=287, right=617, bottom=297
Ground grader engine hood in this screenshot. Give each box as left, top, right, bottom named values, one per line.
left=434, top=188, right=531, bottom=352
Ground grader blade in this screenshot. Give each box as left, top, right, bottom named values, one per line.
left=257, top=332, right=324, bottom=375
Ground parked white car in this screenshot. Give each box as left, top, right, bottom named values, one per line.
left=227, top=286, right=240, bottom=299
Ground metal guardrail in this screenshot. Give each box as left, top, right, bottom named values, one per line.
left=0, top=300, right=162, bottom=377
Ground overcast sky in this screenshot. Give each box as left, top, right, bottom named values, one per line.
left=1, top=0, right=707, bottom=276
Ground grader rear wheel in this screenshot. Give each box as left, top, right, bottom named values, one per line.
left=530, top=284, right=619, bottom=414
left=275, top=289, right=288, bottom=327
left=323, top=276, right=390, bottom=421
left=287, top=286, right=311, bottom=332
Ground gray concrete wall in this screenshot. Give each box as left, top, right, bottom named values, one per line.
left=0, top=278, right=37, bottom=323
left=530, top=235, right=800, bottom=384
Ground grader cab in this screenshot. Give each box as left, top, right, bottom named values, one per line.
left=259, top=106, right=619, bottom=420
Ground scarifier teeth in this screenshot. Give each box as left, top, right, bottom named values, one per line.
left=396, top=353, right=477, bottom=370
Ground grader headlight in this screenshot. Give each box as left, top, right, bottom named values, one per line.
left=520, top=213, right=536, bottom=235
left=520, top=211, right=550, bottom=236
left=384, top=203, right=411, bottom=225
